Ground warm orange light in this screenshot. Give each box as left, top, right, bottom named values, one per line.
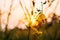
left=30, top=16, right=38, bottom=27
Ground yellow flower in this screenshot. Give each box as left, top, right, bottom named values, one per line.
left=37, top=12, right=46, bottom=23
left=37, top=31, right=42, bottom=35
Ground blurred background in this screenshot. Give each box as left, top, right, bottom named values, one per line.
left=0, top=0, right=60, bottom=40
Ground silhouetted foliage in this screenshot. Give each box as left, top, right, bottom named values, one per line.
left=0, top=14, right=60, bottom=40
